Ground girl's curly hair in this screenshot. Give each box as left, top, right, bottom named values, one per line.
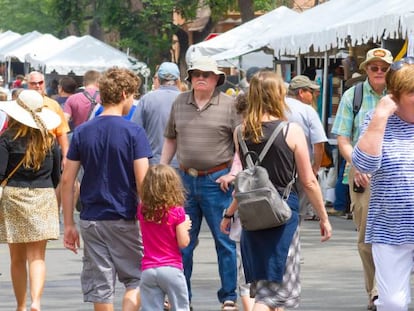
left=141, top=164, right=186, bottom=223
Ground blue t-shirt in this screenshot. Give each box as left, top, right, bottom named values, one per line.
left=67, top=115, right=152, bottom=220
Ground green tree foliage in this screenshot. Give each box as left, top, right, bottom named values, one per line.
left=0, top=0, right=281, bottom=70
left=0, top=0, right=59, bottom=35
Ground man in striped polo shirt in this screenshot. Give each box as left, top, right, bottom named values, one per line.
left=161, top=56, right=240, bottom=311
left=332, top=48, right=393, bottom=310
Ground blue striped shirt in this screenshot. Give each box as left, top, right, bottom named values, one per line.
left=352, top=112, right=414, bottom=245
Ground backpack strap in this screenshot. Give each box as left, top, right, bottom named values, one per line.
left=353, top=82, right=363, bottom=117
left=83, top=90, right=99, bottom=120
left=237, top=121, right=287, bottom=170
left=351, top=81, right=364, bottom=141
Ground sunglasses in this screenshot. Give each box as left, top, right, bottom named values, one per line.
left=191, top=71, right=213, bottom=79
left=29, top=80, right=44, bottom=86
left=368, top=66, right=389, bottom=73
left=390, top=57, right=414, bottom=71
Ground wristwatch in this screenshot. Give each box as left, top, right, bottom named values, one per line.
left=222, top=209, right=234, bottom=219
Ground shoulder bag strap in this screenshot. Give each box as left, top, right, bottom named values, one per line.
left=1, top=156, right=25, bottom=187
left=83, top=91, right=99, bottom=120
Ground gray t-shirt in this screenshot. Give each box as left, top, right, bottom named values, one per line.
left=285, top=97, right=328, bottom=159
left=131, top=85, right=180, bottom=167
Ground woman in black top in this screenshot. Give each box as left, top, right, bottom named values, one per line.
left=0, top=90, right=61, bottom=311
left=221, top=71, right=332, bottom=311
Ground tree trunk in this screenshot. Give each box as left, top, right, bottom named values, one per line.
left=238, top=0, right=255, bottom=23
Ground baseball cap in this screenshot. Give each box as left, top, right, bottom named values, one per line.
left=289, top=75, right=320, bottom=90
left=157, top=62, right=180, bottom=80
left=359, top=48, right=393, bottom=70
left=246, top=66, right=260, bottom=82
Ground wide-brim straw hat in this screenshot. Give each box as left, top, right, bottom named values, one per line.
left=0, top=90, right=61, bottom=130
left=186, top=56, right=226, bottom=86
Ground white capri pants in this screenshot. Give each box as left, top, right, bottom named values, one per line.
left=372, top=243, right=414, bottom=311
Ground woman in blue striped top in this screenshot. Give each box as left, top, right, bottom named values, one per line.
left=352, top=57, right=414, bottom=311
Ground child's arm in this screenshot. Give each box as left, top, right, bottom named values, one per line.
left=176, top=216, right=192, bottom=248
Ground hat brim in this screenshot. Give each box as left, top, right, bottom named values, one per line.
left=0, top=100, right=61, bottom=130
left=186, top=69, right=226, bottom=86
left=359, top=57, right=393, bottom=70
left=309, top=83, right=320, bottom=90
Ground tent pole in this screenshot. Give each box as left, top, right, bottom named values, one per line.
left=296, top=54, right=301, bottom=76
left=322, top=50, right=329, bottom=130
left=7, top=58, right=11, bottom=84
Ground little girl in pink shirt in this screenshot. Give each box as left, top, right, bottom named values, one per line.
left=138, top=164, right=192, bottom=311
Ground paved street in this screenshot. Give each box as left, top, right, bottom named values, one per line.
left=0, top=215, right=412, bottom=310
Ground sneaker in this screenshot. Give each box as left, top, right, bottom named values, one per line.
left=221, top=300, right=238, bottom=311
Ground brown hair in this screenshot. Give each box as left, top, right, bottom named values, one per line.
left=244, top=70, right=287, bottom=143
left=386, top=64, right=414, bottom=101
left=141, top=164, right=186, bottom=223
left=98, top=67, right=141, bottom=106
left=0, top=92, right=7, bottom=101
left=83, top=70, right=101, bottom=86
left=7, top=118, right=55, bottom=170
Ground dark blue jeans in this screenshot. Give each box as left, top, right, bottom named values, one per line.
left=179, top=168, right=237, bottom=303
left=334, top=159, right=350, bottom=212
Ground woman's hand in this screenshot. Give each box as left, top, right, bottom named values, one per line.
left=375, top=95, right=398, bottom=119
left=319, top=219, right=332, bottom=242
left=220, top=217, right=231, bottom=234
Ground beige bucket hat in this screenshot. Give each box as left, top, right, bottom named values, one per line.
left=186, top=56, right=226, bottom=86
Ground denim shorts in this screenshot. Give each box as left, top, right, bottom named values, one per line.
left=80, top=219, right=143, bottom=303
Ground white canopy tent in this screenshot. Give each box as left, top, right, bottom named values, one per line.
left=0, top=31, right=44, bottom=62
left=262, top=0, right=414, bottom=57
left=25, top=35, right=80, bottom=69
left=0, top=31, right=21, bottom=50
left=32, top=35, right=148, bottom=77
left=185, top=6, right=299, bottom=68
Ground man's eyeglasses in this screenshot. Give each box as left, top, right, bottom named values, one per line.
left=29, top=80, right=44, bottom=86
left=191, top=71, right=213, bottom=79
left=390, top=57, right=414, bottom=71
left=368, top=66, right=389, bottom=73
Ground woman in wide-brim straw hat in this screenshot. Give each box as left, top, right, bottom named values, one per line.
left=0, top=89, right=61, bottom=311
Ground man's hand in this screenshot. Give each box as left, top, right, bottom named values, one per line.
left=216, top=174, right=236, bottom=192
left=354, top=170, right=371, bottom=188
left=64, top=224, right=80, bottom=254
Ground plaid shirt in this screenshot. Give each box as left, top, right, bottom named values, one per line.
left=331, top=79, right=386, bottom=146
left=331, top=79, right=386, bottom=184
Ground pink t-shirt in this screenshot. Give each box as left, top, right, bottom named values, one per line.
left=63, top=88, right=100, bottom=129
left=138, top=204, right=186, bottom=271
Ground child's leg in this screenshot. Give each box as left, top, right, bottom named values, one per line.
left=237, top=241, right=254, bottom=311
left=140, top=269, right=165, bottom=311
left=160, top=267, right=190, bottom=311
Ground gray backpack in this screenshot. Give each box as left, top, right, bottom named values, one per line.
left=235, top=122, right=295, bottom=231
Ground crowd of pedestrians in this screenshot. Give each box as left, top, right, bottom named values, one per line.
left=1, top=44, right=414, bottom=311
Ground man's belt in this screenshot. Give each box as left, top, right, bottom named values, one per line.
left=180, top=162, right=229, bottom=177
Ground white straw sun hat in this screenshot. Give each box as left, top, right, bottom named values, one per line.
left=0, top=90, right=61, bottom=130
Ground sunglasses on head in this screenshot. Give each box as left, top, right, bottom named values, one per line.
left=191, top=71, right=213, bottom=79
left=29, top=80, right=44, bottom=86
left=390, top=57, right=414, bottom=71
left=368, top=65, right=389, bottom=73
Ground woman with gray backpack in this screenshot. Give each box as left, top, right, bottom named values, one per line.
left=220, top=70, right=332, bottom=311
